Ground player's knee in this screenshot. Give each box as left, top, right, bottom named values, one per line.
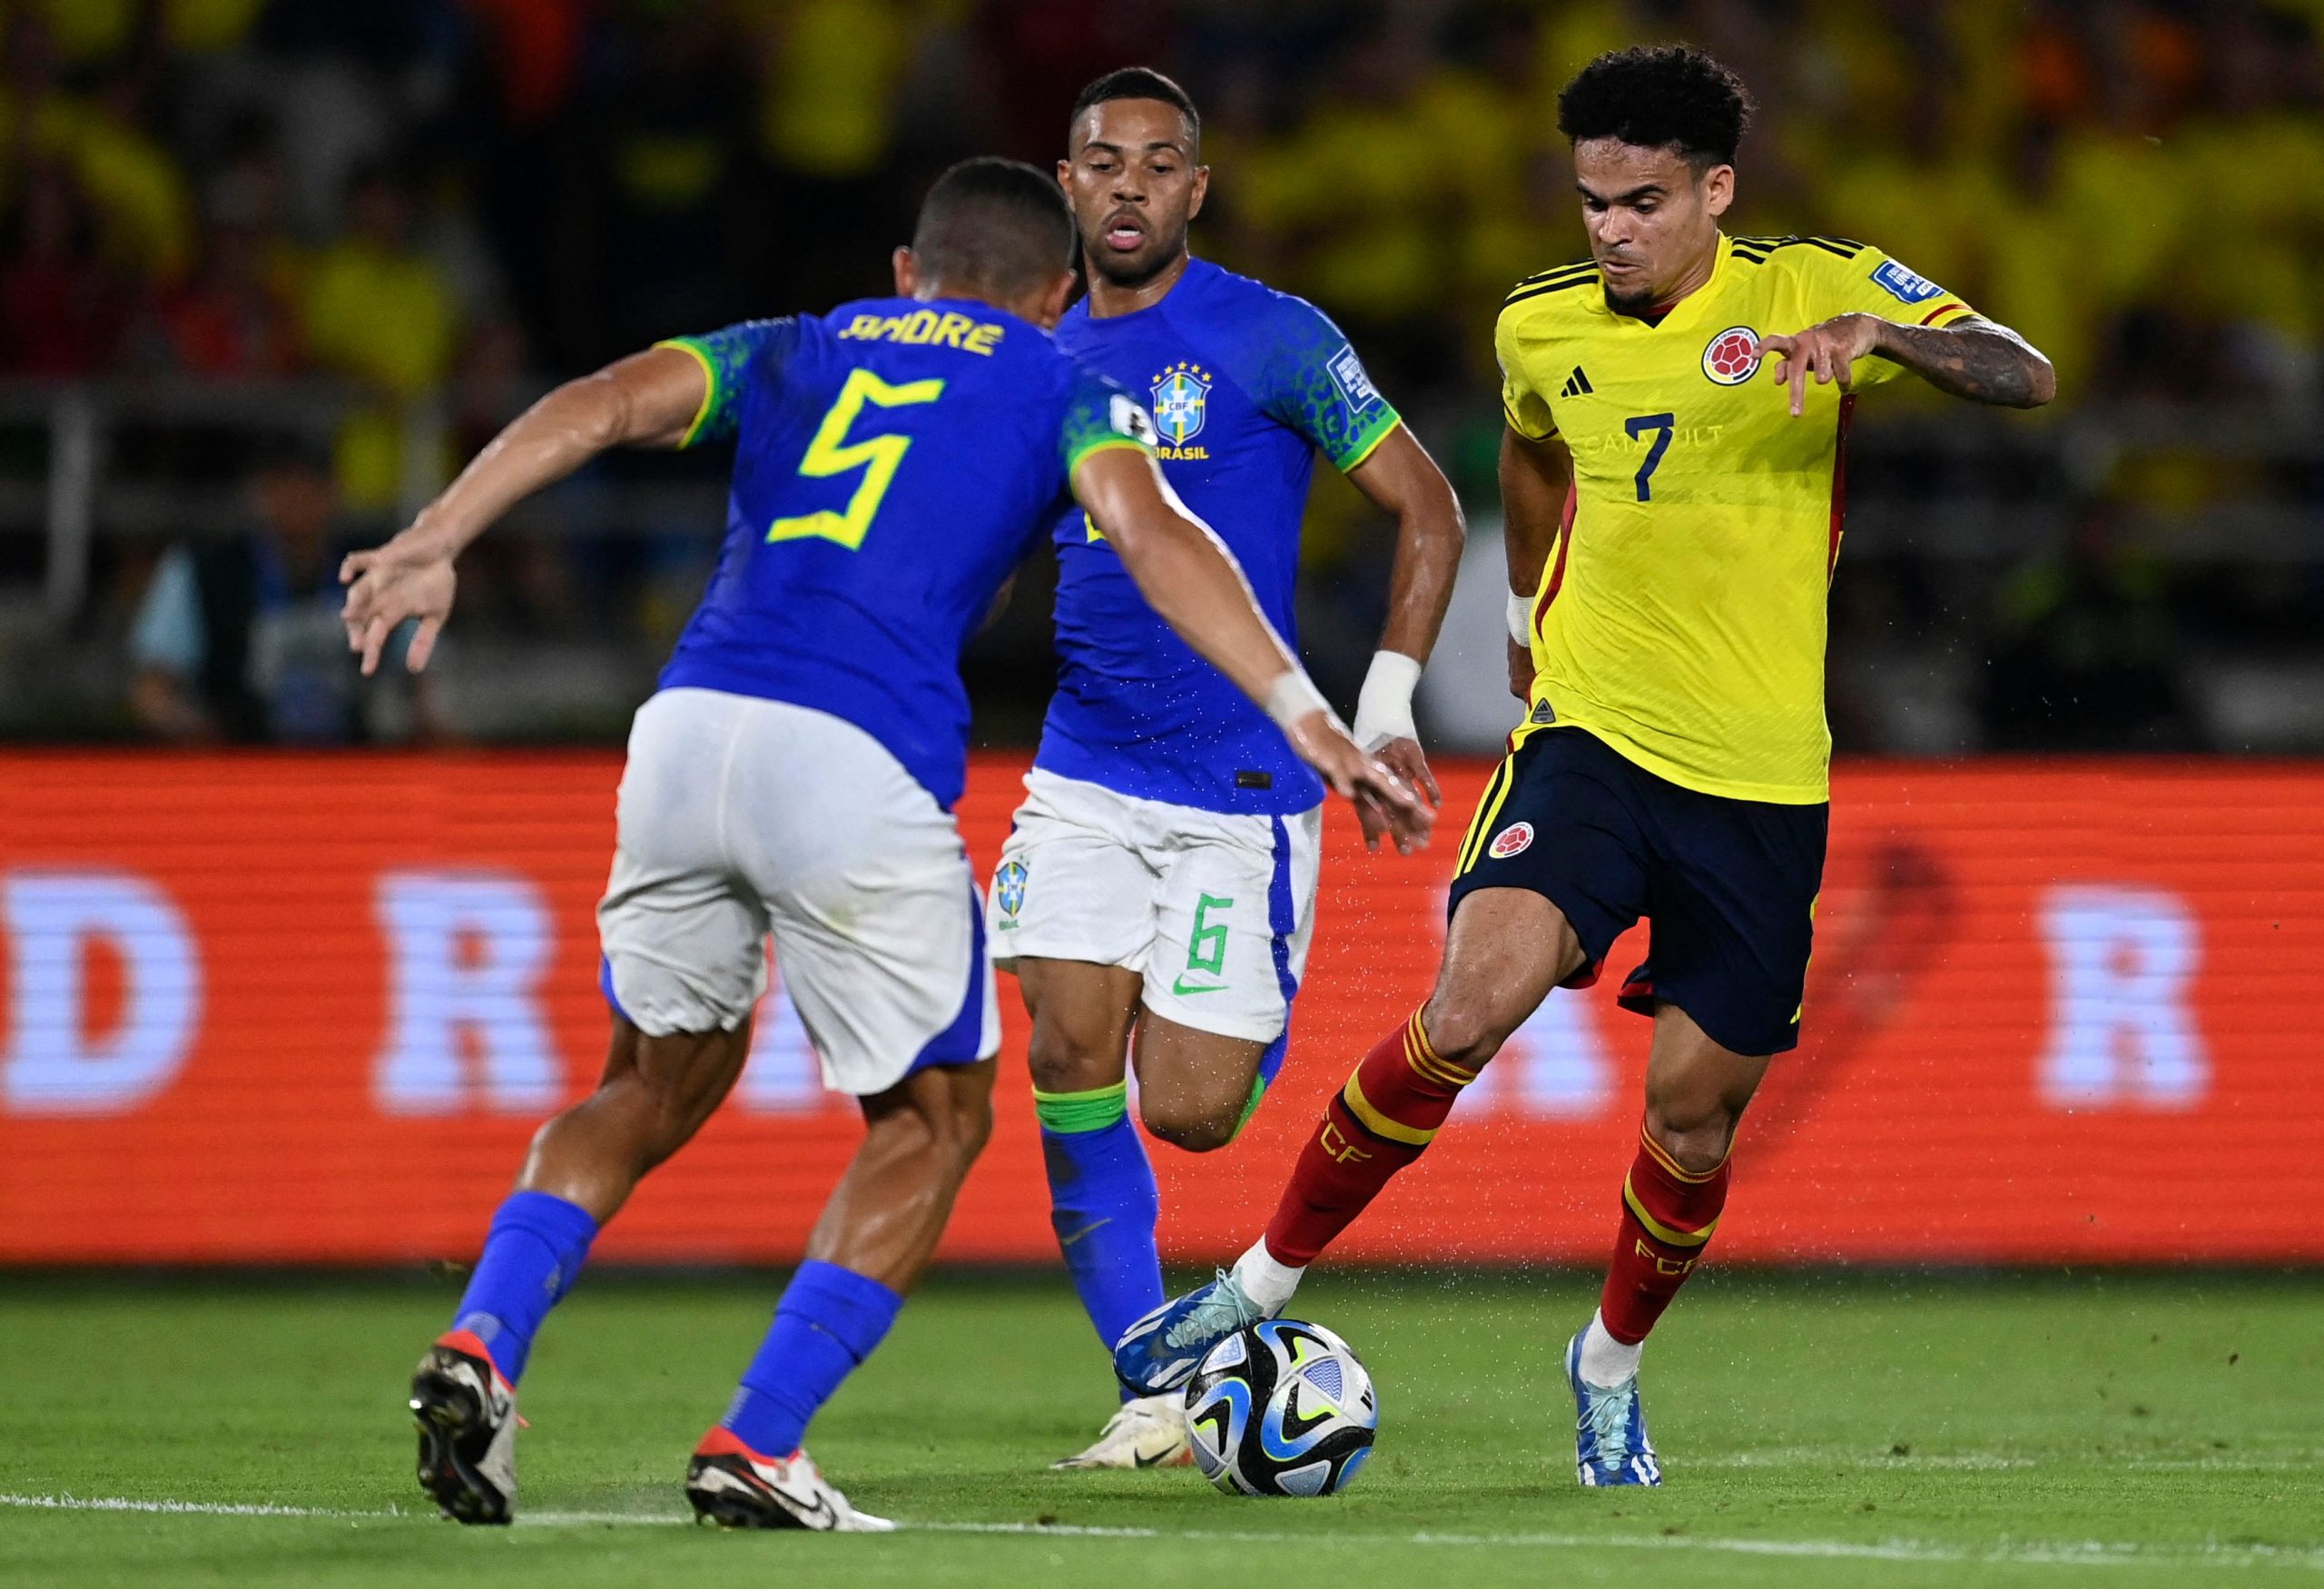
left=1415, top=995, right=1517, bottom=1073
left=1642, top=1092, right=1739, bottom=1175
left=1026, top=1022, right=1121, bottom=1097
left=1139, top=1092, right=1239, bottom=1153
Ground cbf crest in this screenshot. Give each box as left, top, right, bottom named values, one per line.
left=994, top=859, right=1029, bottom=925
left=1150, top=360, right=1212, bottom=446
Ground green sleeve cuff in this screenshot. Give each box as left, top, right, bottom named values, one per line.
left=1065, top=434, right=1153, bottom=477
left=654, top=337, right=720, bottom=449
left=1333, top=409, right=1402, bottom=473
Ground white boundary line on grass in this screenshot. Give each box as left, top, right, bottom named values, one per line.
left=5, top=1493, right=2321, bottom=1573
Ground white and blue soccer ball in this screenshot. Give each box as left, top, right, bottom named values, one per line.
left=1182, top=1319, right=1376, bottom=1496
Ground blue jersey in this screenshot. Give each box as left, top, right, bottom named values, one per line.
left=1037, top=257, right=1401, bottom=814
left=655, top=299, right=1150, bottom=809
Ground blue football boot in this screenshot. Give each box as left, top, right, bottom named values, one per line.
left=1111, top=1270, right=1271, bottom=1396
left=1564, top=1329, right=1662, bottom=1486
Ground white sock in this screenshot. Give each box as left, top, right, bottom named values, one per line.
left=1231, top=1239, right=1305, bottom=1314
left=1577, top=1309, right=1643, bottom=1388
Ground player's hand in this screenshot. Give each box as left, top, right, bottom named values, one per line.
left=340, top=528, right=458, bottom=676
left=1284, top=710, right=1433, bottom=855
left=1507, top=636, right=1532, bottom=701
left=1756, top=313, right=1883, bottom=417
left=1357, top=735, right=1442, bottom=854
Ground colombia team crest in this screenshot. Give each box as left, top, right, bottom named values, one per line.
left=1151, top=361, right=1212, bottom=446
left=1702, top=325, right=1762, bottom=386
left=1488, top=822, right=1535, bottom=860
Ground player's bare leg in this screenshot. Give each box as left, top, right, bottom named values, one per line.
left=412, top=1015, right=752, bottom=1524
left=800, top=1057, right=999, bottom=1288
left=518, top=1015, right=756, bottom=1219
left=1131, top=1012, right=1271, bottom=1152
left=1019, top=956, right=1269, bottom=1467
left=1115, top=888, right=1581, bottom=1392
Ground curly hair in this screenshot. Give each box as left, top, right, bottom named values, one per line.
left=1556, top=45, right=1755, bottom=168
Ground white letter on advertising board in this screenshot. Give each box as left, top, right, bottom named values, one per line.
left=1, top=870, right=202, bottom=1115
left=2037, top=884, right=2207, bottom=1109
left=375, top=871, right=559, bottom=1115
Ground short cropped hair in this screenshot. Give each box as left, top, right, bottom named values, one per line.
left=1068, top=65, right=1200, bottom=150
left=1557, top=45, right=1755, bottom=168
left=911, top=157, right=1076, bottom=297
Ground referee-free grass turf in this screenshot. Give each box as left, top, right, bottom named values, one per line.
left=1, top=1270, right=2319, bottom=1587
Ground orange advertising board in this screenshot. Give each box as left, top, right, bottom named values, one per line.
left=1, top=752, right=2318, bottom=1265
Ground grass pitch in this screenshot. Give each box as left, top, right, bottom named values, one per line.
left=1, top=1269, right=2319, bottom=1587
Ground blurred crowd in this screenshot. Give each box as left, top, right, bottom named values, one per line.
left=0, top=0, right=2319, bottom=748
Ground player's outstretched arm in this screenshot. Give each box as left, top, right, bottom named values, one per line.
left=1500, top=428, right=1573, bottom=701
left=1343, top=425, right=1464, bottom=838
left=1073, top=446, right=1433, bottom=854
left=339, top=345, right=709, bottom=675
left=1756, top=314, right=2056, bottom=416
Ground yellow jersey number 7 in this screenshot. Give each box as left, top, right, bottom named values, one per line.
left=767, top=368, right=947, bottom=548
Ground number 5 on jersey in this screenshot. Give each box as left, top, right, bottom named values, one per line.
left=768, top=368, right=946, bottom=548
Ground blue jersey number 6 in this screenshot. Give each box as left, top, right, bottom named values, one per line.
left=1625, top=412, right=1675, bottom=502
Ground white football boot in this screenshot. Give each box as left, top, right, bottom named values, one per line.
left=685, top=1427, right=896, bottom=1532
left=409, top=1329, right=518, bottom=1525
left=1050, top=1393, right=1195, bottom=1470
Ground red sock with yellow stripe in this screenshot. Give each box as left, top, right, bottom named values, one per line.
left=1263, top=1012, right=1477, bottom=1267
left=1597, top=1120, right=1731, bottom=1344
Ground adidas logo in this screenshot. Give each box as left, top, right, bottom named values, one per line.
left=1560, top=367, right=1593, bottom=398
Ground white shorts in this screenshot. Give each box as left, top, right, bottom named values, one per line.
left=987, top=769, right=1322, bottom=1047
left=598, top=687, right=999, bottom=1096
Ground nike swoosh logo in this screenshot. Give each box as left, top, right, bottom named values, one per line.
left=1058, top=1218, right=1114, bottom=1249
left=1170, top=977, right=1228, bottom=996
left=770, top=1477, right=837, bottom=1529
left=1134, top=1446, right=1177, bottom=1468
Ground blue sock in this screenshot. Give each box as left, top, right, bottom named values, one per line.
left=723, top=1260, right=902, bottom=1456
left=1036, top=1081, right=1162, bottom=1399
left=449, top=1190, right=599, bottom=1385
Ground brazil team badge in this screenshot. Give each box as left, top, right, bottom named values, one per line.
left=994, top=859, right=1029, bottom=926
left=1150, top=361, right=1211, bottom=446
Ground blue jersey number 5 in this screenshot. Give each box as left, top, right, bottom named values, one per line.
left=768, top=369, right=947, bottom=548
left=1625, top=412, right=1675, bottom=502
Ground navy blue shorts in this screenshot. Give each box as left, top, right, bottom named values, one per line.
left=1444, top=727, right=1827, bottom=1056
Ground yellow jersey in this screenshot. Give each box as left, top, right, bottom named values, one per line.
left=1496, top=232, right=1978, bottom=803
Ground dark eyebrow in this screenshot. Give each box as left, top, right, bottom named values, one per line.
left=1576, top=181, right=1668, bottom=205
left=1078, top=137, right=1189, bottom=158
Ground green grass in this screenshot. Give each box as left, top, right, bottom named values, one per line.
left=2, top=1270, right=2320, bottom=1587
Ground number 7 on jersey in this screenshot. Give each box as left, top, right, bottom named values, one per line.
left=1625, top=412, right=1675, bottom=502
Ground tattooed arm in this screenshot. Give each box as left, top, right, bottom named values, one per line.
left=1756, top=314, right=2057, bottom=414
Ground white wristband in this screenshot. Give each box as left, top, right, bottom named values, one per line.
left=1263, top=669, right=1331, bottom=734
left=1506, top=590, right=1533, bottom=646
left=1350, top=649, right=1423, bottom=752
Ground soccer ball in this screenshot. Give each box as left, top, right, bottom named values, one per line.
left=1182, top=1319, right=1377, bottom=1496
